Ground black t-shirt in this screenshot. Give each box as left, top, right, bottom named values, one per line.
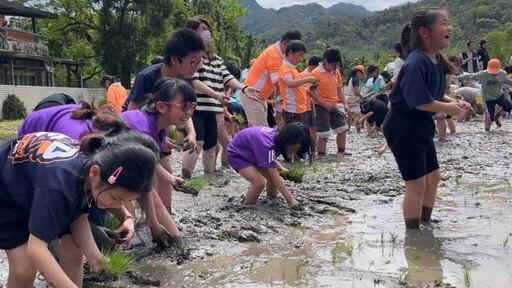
left=389, top=50, right=445, bottom=116
left=0, top=132, right=89, bottom=243
left=361, top=98, right=388, bottom=115
left=124, top=64, right=163, bottom=109
left=34, top=93, right=76, bottom=111
left=477, top=47, right=490, bottom=70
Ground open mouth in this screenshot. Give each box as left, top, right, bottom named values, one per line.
left=180, top=116, right=190, bottom=122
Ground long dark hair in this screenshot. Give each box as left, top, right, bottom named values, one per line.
left=80, top=131, right=159, bottom=196
left=140, top=78, right=197, bottom=114
left=274, top=123, right=314, bottom=163
left=70, top=102, right=128, bottom=137
left=393, top=42, right=406, bottom=60
left=345, top=68, right=359, bottom=86
left=400, top=6, right=455, bottom=75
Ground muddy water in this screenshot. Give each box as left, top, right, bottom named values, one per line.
left=2, top=118, right=512, bottom=287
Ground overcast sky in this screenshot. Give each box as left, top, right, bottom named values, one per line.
left=255, top=0, right=419, bottom=12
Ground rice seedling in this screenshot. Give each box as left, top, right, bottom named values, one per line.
left=232, top=113, right=246, bottom=124
left=346, top=241, right=354, bottom=257
left=503, top=235, right=509, bottom=248
left=380, top=231, right=385, bottom=246
left=398, top=267, right=410, bottom=285
left=434, top=279, right=443, bottom=287
left=295, top=224, right=306, bottom=234
left=218, top=230, right=231, bottom=240
left=506, top=179, right=512, bottom=192
left=104, top=214, right=122, bottom=231
left=329, top=209, right=338, bottom=216
left=249, top=257, right=256, bottom=273
left=383, top=259, right=392, bottom=265
left=295, top=257, right=308, bottom=276
left=412, top=251, right=422, bottom=263
left=389, top=233, right=398, bottom=244
left=102, top=249, right=133, bottom=276
left=460, top=262, right=472, bottom=288
left=331, top=242, right=341, bottom=263
left=280, top=166, right=306, bottom=183
left=432, top=239, right=443, bottom=253
left=455, top=175, right=462, bottom=186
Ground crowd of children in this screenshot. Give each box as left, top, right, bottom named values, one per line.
left=1, top=9, right=512, bottom=287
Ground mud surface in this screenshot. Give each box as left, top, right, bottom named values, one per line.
left=2, top=116, right=512, bottom=287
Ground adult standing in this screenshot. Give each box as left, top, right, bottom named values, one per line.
left=102, top=75, right=128, bottom=114
left=242, top=30, right=302, bottom=127
left=181, top=16, right=257, bottom=178
left=461, top=41, right=480, bottom=73
left=476, top=39, right=490, bottom=70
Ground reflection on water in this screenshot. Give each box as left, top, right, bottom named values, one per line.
left=403, top=227, right=443, bottom=283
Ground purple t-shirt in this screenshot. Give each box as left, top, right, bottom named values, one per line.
left=121, top=110, right=166, bottom=150
left=226, top=126, right=280, bottom=170
left=18, top=104, right=88, bottom=140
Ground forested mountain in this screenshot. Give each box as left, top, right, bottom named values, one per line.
left=239, top=0, right=512, bottom=66
left=238, top=0, right=372, bottom=43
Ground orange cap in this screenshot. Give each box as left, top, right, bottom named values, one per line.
left=355, top=65, right=366, bottom=77
left=487, top=58, right=501, bottom=75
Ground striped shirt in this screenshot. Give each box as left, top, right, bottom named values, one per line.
left=192, top=54, right=235, bottom=113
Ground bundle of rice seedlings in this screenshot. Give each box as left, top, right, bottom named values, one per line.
left=176, top=177, right=208, bottom=196
left=232, top=113, right=246, bottom=124
left=280, top=166, right=306, bottom=183
left=167, top=128, right=180, bottom=143
left=102, top=249, right=133, bottom=277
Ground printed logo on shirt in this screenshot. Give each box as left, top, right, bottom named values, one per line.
left=9, top=132, right=80, bottom=164
left=268, top=150, right=276, bottom=164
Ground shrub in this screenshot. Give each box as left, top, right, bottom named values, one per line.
left=97, top=98, right=107, bottom=106
left=2, top=94, right=27, bottom=120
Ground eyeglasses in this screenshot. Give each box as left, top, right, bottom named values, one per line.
left=160, top=101, right=197, bottom=112
left=178, top=57, right=202, bottom=69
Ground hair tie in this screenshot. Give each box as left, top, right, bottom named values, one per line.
left=108, top=166, right=123, bottom=184
left=101, top=138, right=112, bottom=148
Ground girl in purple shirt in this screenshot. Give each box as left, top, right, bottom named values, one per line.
left=18, top=78, right=196, bottom=248
left=227, top=123, right=314, bottom=209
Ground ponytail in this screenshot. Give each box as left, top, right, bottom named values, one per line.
left=79, top=133, right=107, bottom=156
left=400, top=23, right=413, bottom=58
left=71, top=101, right=98, bottom=120
left=90, top=112, right=129, bottom=137
left=437, top=53, right=457, bottom=75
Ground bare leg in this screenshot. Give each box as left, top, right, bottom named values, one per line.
left=317, top=137, right=328, bottom=155
left=182, top=141, right=204, bottom=179
left=238, top=166, right=266, bottom=204
left=336, top=132, right=347, bottom=153
left=403, top=176, right=427, bottom=229
left=258, top=168, right=278, bottom=198
left=436, top=119, right=447, bottom=141
left=217, top=124, right=231, bottom=167
left=54, top=235, right=83, bottom=287
left=446, top=119, right=456, bottom=133
left=421, top=169, right=441, bottom=222
left=5, top=243, right=37, bottom=288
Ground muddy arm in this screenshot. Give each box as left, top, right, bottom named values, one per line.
left=267, top=167, right=296, bottom=205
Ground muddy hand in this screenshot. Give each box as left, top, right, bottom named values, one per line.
left=90, top=224, right=117, bottom=251
left=151, top=225, right=175, bottom=249
left=288, top=199, right=301, bottom=210
left=181, top=139, right=199, bottom=155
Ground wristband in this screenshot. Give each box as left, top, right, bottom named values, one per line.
left=124, top=215, right=135, bottom=222
left=242, top=86, right=248, bottom=94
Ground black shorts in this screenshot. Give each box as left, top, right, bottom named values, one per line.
left=0, top=190, right=30, bottom=249
left=383, top=109, right=439, bottom=181
left=367, top=113, right=386, bottom=127
left=282, top=111, right=307, bottom=125
left=192, top=111, right=218, bottom=151
left=304, top=110, right=315, bottom=128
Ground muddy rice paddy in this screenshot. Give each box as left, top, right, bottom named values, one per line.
left=1, top=116, right=512, bottom=287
